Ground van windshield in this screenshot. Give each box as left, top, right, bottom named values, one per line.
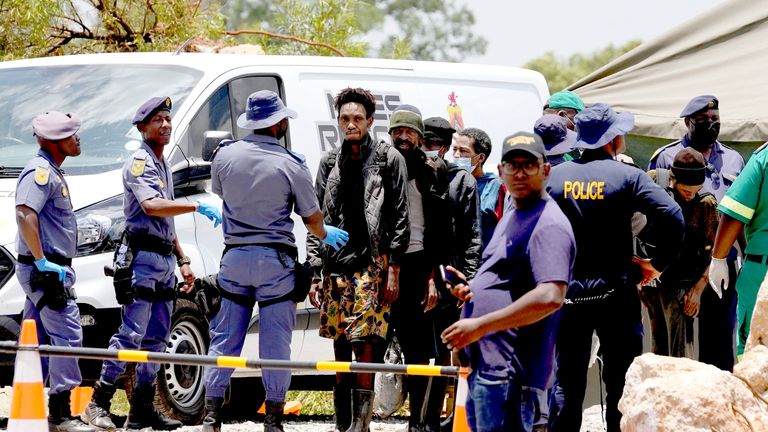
left=0, top=64, right=203, bottom=176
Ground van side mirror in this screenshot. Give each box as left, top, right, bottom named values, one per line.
left=203, top=131, right=234, bottom=162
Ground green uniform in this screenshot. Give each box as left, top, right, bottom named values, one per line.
left=718, top=144, right=768, bottom=354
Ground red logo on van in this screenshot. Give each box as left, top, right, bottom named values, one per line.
left=447, top=91, right=465, bottom=131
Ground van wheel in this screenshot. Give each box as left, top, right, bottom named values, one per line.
left=155, top=299, right=210, bottom=424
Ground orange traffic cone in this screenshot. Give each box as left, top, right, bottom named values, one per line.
left=7, top=319, right=47, bottom=432
left=451, top=368, right=470, bottom=432
left=257, top=400, right=302, bottom=416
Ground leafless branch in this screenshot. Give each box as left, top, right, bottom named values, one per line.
left=225, top=29, right=346, bottom=56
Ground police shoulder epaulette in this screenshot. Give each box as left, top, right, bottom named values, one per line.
left=753, top=141, right=768, bottom=154
left=649, top=140, right=681, bottom=163
left=210, top=139, right=235, bottom=161
left=284, top=147, right=306, bottom=164
left=32, top=157, right=51, bottom=186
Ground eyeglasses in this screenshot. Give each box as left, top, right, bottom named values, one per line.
left=502, top=160, right=541, bottom=176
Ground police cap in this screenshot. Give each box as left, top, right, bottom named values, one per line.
left=132, top=96, right=172, bottom=125
left=680, top=95, right=718, bottom=118
left=32, top=111, right=81, bottom=140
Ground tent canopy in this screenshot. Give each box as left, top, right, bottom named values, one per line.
left=570, top=0, right=768, bottom=142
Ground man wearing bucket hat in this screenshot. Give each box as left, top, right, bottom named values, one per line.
left=442, top=132, right=576, bottom=432
left=307, top=87, right=409, bottom=432
left=548, top=103, right=684, bottom=432
left=534, top=114, right=577, bottom=166
left=200, top=90, right=347, bottom=432
left=16, top=111, right=97, bottom=432
left=84, top=97, right=221, bottom=431
left=648, top=95, right=743, bottom=370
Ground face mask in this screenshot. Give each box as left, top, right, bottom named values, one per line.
left=689, top=120, right=720, bottom=147
left=454, top=157, right=472, bottom=171
left=424, top=150, right=440, bottom=159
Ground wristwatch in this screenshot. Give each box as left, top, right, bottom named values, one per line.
left=177, top=255, right=191, bottom=267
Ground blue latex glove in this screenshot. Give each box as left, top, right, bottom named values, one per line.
left=34, top=257, right=67, bottom=282
left=196, top=201, right=222, bottom=227
left=322, top=225, right=349, bottom=251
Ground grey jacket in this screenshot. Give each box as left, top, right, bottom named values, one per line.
left=307, top=135, right=410, bottom=277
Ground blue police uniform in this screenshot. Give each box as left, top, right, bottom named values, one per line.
left=548, top=153, right=684, bottom=432
left=647, top=97, right=744, bottom=371
left=15, top=149, right=83, bottom=395
left=99, top=141, right=177, bottom=386
left=203, top=133, right=320, bottom=403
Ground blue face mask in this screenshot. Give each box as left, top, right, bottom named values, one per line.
left=454, top=157, right=472, bottom=171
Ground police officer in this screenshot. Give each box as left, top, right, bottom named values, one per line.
left=84, top=97, right=222, bottom=431
left=201, top=90, right=347, bottom=432
left=548, top=104, right=684, bottom=432
left=16, top=111, right=97, bottom=432
left=648, top=95, right=744, bottom=370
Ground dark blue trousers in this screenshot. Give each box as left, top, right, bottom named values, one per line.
left=551, top=284, right=643, bottom=432
left=698, top=259, right=737, bottom=371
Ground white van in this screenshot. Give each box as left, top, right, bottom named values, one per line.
left=0, top=53, right=548, bottom=422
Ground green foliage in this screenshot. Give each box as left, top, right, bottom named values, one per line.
left=0, top=0, right=227, bottom=58
left=0, top=0, right=59, bottom=60
left=524, top=40, right=642, bottom=93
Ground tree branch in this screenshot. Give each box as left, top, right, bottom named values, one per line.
left=225, top=29, right=346, bottom=56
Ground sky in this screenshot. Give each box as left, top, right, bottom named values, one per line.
left=465, top=0, right=725, bottom=67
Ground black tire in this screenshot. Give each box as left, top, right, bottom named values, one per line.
left=155, top=298, right=210, bottom=425
left=0, top=316, right=20, bottom=385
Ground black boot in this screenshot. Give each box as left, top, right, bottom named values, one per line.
left=407, top=376, right=428, bottom=431
left=126, top=384, right=182, bottom=431
left=48, top=390, right=98, bottom=432
left=346, top=389, right=374, bottom=432
left=263, top=400, right=285, bottom=432
left=332, top=379, right=352, bottom=432
left=82, top=380, right=117, bottom=430
left=202, top=397, right=224, bottom=432
left=423, top=377, right=448, bottom=432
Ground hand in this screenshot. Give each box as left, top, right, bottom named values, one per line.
left=309, top=279, right=323, bottom=309
left=441, top=318, right=484, bottom=350
left=381, top=265, right=400, bottom=306
left=196, top=200, right=222, bottom=227
left=322, top=225, right=349, bottom=251
left=683, top=285, right=703, bottom=318
left=445, top=265, right=472, bottom=302
left=422, top=278, right=438, bottom=312
left=179, top=264, right=195, bottom=293
left=34, top=257, right=67, bottom=282
left=632, top=256, right=661, bottom=286
left=708, top=258, right=728, bottom=299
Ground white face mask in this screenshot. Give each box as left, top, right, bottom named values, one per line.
left=424, top=150, right=440, bottom=159
left=454, top=157, right=472, bottom=171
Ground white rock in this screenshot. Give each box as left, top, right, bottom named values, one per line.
left=745, top=270, right=768, bottom=352
left=619, top=353, right=768, bottom=431
left=734, top=344, right=768, bottom=394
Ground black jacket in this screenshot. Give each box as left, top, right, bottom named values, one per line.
left=445, top=161, right=482, bottom=279
left=307, top=135, right=410, bottom=277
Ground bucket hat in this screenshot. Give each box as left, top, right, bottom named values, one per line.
left=573, top=103, right=634, bottom=149
left=237, top=90, right=297, bottom=130
left=534, top=114, right=576, bottom=156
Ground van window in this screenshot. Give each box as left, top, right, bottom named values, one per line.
left=187, top=85, right=233, bottom=158
left=229, top=76, right=281, bottom=140
left=0, top=65, right=202, bottom=176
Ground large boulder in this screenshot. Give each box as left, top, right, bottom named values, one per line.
left=619, top=353, right=768, bottom=431
left=745, top=271, right=768, bottom=352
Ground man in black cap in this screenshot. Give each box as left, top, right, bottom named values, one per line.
left=16, top=111, right=97, bottom=432
left=647, top=95, right=743, bottom=371
left=84, top=97, right=221, bottom=431
left=420, top=117, right=481, bottom=430
left=442, top=132, right=576, bottom=432
left=549, top=103, right=684, bottom=432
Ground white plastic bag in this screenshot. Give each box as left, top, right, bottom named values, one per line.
left=373, top=336, right=406, bottom=418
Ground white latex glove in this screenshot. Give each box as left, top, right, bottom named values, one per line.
left=708, top=257, right=729, bottom=299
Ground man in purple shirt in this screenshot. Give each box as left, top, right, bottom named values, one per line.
left=442, top=133, right=576, bottom=432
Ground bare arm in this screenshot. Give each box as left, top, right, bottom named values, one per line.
left=442, top=281, right=566, bottom=350
left=302, top=210, right=328, bottom=241
left=140, top=198, right=198, bottom=218
left=15, top=205, right=44, bottom=259
left=712, top=213, right=745, bottom=259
